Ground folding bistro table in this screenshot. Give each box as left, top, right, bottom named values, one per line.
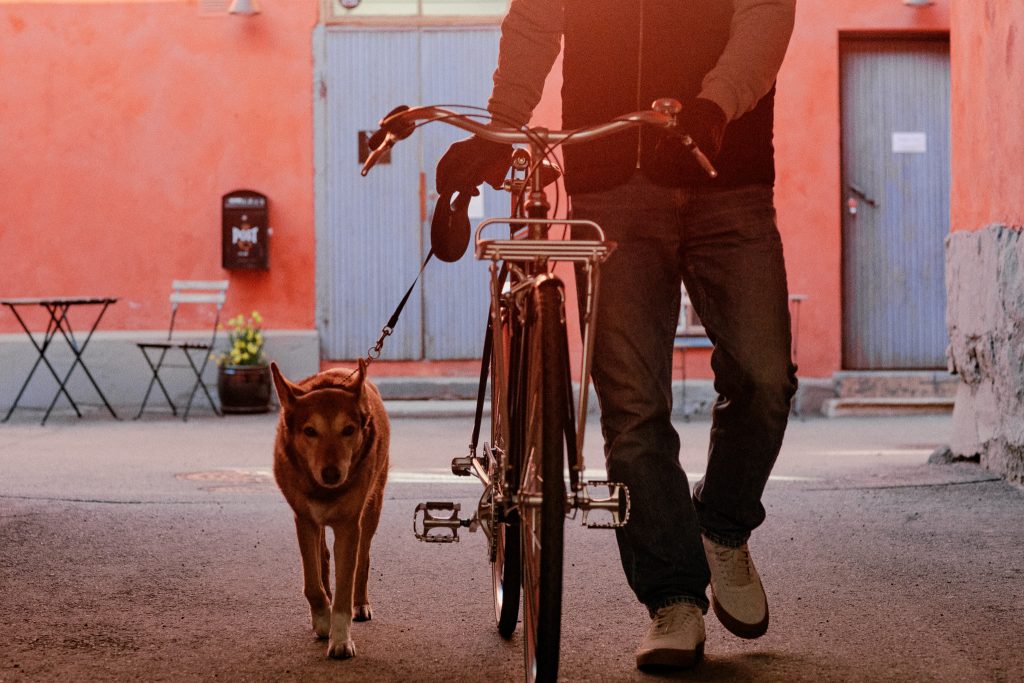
left=1, top=297, right=119, bottom=425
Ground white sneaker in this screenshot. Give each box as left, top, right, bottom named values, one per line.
left=702, top=535, right=769, bottom=639
left=635, top=602, right=705, bottom=670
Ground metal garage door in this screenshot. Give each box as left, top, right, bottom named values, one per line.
left=320, top=27, right=501, bottom=360
left=840, top=38, right=950, bottom=369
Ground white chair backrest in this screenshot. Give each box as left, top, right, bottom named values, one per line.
left=170, top=280, right=229, bottom=307
left=165, top=280, right=229, bottom=341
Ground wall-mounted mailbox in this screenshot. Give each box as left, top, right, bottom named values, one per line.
left=222, top=190, right=269, bottom=270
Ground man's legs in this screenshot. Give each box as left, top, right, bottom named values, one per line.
left=571, top=176, right=710, bottom=615
left=572, top=178, right=795, bottom=665
left=679, top=184, right=798, bottom=638
left=677, top=184, right=797, bottom=544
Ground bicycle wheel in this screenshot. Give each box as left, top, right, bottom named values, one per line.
left=491, top=310, right=521, bottom=639
left=492, top=515, right=521, bottom=638
left=519, top=276, right=568, bottom=683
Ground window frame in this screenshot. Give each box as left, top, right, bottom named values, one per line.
left=322, top=0, right=508, bottom=26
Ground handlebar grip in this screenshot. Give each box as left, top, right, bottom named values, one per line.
left=366, top=127, right=388, bottom=153
left=690, top=145, right=718, bottom=179
left=360, top=133, right=394, bottom=176
left=680, top=134, right=718, bottom=179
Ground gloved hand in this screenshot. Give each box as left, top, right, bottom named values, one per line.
left=648, top=97, right=726, bottom=179
left=435, top=135, right=513, bottom=196
left=679, top=97, right=727, bottom=162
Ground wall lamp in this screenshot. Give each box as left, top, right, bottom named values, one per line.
left=903, top=0, right=935, bottom=6
left=228, top=0, right=260, bottom=15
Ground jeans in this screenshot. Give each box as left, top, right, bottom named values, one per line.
left=570, top=174, right=798, bottom=614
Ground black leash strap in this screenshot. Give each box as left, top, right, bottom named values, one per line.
left=469, top=262, right=508, bottom=454
left=364, top=249, right=434, bottom=367
left=469, top=319, right=493, bottom=454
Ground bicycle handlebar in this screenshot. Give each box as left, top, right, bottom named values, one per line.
left=360, top=97, right=718, bottom=179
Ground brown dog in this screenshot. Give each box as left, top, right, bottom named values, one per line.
left=270, top=360, right=389, bottom=659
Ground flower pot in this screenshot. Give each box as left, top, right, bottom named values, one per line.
left=217, top=364, right=272, bottom=414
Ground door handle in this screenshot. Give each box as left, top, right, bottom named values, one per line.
left=847, top=183, right=878, bottom=207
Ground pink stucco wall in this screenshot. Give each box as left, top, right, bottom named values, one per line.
left=950, top=0, right=1024, bottom=230
left=772, top=0, right=950, bottom=378
left=0, top=1, right=318, bottom=332
left=0, top=1, right=954, bottom=380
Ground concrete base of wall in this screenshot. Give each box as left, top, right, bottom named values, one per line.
left=822, top=397, right=954, bottom=418
left=821, top=370, right=956, bottom=417
left=0, top=330, right=319, bottom=417
left=832, top=370, right=958, bottom=398
left=374, top=375, right=836, bottom=420
left=946, top=225, right=1024, bottom=484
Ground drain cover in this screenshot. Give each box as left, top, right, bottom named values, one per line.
left=176, top=469, right=275, bottom=493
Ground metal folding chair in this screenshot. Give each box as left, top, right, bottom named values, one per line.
left=674, top=287, right=713, bottom=421
left=135, top=280, right=229, bottom=420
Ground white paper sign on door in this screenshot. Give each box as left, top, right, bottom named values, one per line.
left=892, top=132, right=928, bottom=154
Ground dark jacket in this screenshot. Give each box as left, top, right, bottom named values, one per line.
left=488, top=0, right=795, bottom=193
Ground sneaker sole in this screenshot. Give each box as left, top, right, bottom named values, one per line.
left=710, top=592, right=769, bottom=639
left=636, top=641, right=704, bottom=671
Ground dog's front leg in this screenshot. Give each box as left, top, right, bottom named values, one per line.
left=326, top=521, right=360, bottom=659
left=295, top=516, right=331, bottom=639
left=354, top=490, right=384, bottom=622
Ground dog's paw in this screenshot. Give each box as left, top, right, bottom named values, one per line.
left=353, top=604, right=373, bottom=622
left=327, top=637, right=357, bottom=659
left=311, top=608, right=331, bottom=640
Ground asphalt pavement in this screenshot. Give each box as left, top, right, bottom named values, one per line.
left=1, top=407, right=1021, bottom=682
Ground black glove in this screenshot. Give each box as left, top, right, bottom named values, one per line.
left=435, top=136, right=513, bottom=196
left=679, top=97, right=727, bottom=162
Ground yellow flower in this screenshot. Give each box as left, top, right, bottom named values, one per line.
left=217, top=310, right=267, bottom=366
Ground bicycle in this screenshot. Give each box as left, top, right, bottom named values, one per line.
left=361, top=98, right=716, bottom=683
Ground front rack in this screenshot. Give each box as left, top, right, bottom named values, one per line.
left=474, top=218, right=616, bottom=265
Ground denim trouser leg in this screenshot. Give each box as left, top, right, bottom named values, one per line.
left=571, top=175, right=796, bottom=614
left=681, top=185, right=799, bottom=546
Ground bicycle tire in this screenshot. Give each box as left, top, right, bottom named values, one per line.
left=519, top=276, right=568, bottom=683
left=492, top=311, right=521, bottom=639
left=493, top=517, right=521, bottom=638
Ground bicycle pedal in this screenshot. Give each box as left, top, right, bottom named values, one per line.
left=577, top=481, right=631, bottom=529
left=451, top=455, right=473, bottom=476
left=413, top=501, right=466, bottom=543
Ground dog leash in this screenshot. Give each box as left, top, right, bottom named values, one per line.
left=342, top=249, right=434, bottom=384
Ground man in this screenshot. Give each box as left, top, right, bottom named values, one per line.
left=436, top=0, right=798, bottom=670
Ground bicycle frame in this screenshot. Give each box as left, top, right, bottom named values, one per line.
left=475, top=216, right=610, bottom=495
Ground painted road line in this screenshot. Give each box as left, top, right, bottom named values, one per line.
left=220, top=467, right=818, bottom=485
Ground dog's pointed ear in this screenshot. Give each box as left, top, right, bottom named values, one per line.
left=270, top=362, right=299, bottom=410
left=351, top=358, right=367, bottom=397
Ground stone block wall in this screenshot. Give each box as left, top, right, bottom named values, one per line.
left=945, top=225, right=1024, bottom=482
